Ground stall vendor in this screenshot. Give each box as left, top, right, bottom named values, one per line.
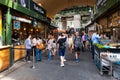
left=91, top=31, right=101, bottom=59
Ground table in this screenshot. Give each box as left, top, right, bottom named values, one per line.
left=100, top=53, right=120, bottom=76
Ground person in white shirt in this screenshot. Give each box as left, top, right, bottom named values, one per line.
left=46, top=34, right=54, bottom=60
left=52, top=40, right=57, bottom=56
left=32, top=35, right=37, bottom=55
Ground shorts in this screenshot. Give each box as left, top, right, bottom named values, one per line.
left=58, top=47, right=65, bottom=56
left=74, top=46, right=80, bottom=52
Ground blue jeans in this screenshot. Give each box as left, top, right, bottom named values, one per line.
left=25, top=49, right=32, bottom=61
left=47, top=50, right=52, bottom=60
left=35, top=48, right=42, bottom=61
left=91, top=44, right=94, bottom=59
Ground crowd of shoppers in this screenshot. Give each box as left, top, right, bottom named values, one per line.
left=24, top=30, right=91, bottom=67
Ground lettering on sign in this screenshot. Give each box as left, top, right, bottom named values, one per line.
left=97, top=0, right=107, bottom=7
left=33, top=4, right=44, bottom=14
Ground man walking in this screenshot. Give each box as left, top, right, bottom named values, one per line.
left=72, top=32, right=82, bottom=63
left=24, top=34, right=32, bottom=62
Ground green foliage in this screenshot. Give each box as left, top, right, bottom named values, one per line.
left=94, top=43, right=105, bottom=49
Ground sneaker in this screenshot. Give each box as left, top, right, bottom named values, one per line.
left=64, top=59, right=67, bottom=62
left=60, top=63, right=64, bottom=67
left=27, top=61, right=32, bottom=63
left=60, top=64, right=64, bottom=67
left=75, top=59, right=80, bottom=63
left=38, top=60, right=42, bottom=61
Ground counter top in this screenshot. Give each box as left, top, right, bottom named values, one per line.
left=0, top=45, right=10, bottom=49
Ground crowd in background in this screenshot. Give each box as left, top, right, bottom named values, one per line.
left=24, top=29, right=108, bottom=67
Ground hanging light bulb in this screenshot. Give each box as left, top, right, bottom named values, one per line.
left=89, top=7, right=92, bottom=12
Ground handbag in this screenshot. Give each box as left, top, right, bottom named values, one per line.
left=39, top=43, right=45, bottom=50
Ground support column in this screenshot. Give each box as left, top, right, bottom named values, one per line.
left=6, top=8, right=12, bottom=45
left=45, top=24, right=47, bottom=39
left=61, top=17, right=67, bottom=30
left=73, top=14, right=81, bottom=32
left=6, top=8, right=13, bottom=66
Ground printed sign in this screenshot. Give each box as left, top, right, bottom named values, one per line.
left=14, top=21, right=20, bottom=29
left=30, top=0, right=46, bottom=16
left=18, top=0, right=28, bottom=8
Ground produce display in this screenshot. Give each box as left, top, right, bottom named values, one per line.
left=94, top=39, right=120, bottom=49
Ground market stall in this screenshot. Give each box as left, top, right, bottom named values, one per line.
left=100, top=52, right=120, bottom=76
left=94, top=40, right=120, bottom=76
left=13, top=45, right=26, bottom=61
left=0, top=46, right=10, bottom=72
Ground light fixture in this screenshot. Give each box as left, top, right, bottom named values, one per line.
left=89, top=7, right=92, bottom=12
left=36, top=29, right=38, bottom=31
left=38, top=3, right=42, bottom=6
left=113, top=28, right=115, bottom=31
left=31, top=29, right=33, bottom=31
left=24, top=28, right=26, bottom=30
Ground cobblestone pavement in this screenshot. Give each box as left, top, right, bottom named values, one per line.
left=0, top=49, right=114, bottom=80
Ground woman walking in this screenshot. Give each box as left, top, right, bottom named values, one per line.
left=46, top=34, right=54, bottom=60
left=35, top=36, right=43, bottom=62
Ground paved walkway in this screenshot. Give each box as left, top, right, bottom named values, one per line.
left=0, top=49, right=113, bottom=80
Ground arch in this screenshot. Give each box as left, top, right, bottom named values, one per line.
left=34, top=0, right=96, bottom=18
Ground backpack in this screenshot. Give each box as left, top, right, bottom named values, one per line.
left=85, top=35, right=89, bottom=40
left=57, top=37, right=66, bottom=48
left=74, top=36, right=82, bottom=48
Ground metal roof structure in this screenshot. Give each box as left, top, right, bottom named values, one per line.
left=33, top=0, right=96, bottom=18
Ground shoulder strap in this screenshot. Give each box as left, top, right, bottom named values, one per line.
left=74, top=36, right=81, bottom=42
left=74, top=36, right=76, bottom=43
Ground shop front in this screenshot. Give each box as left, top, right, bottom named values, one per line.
left=93, top=0, right=120, bottom=77
left=0, top=0, right=48, bottom=72
left=0, top=7, right=11, bottom=72
left=11, top=12, right=33, bottom=61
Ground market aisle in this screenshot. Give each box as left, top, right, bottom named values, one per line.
left=0, top=50, right=112, bottom=80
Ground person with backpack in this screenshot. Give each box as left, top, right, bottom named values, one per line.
left=72, top=32, right=82, bottom=63
left=57, top=33, right=67, bottom=67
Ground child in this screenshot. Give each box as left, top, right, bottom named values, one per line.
left=52, top=40, right=57, bottom=56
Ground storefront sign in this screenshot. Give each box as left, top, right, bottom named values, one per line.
left=18, top=0, right=28, bottom=8
left=97, top=0, right=107, bottom=8
left=30, top=0, right=46, bottom=16
left=33, top=20, right=37, bottom=27
left=12, top=16, right=31, bottom=23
